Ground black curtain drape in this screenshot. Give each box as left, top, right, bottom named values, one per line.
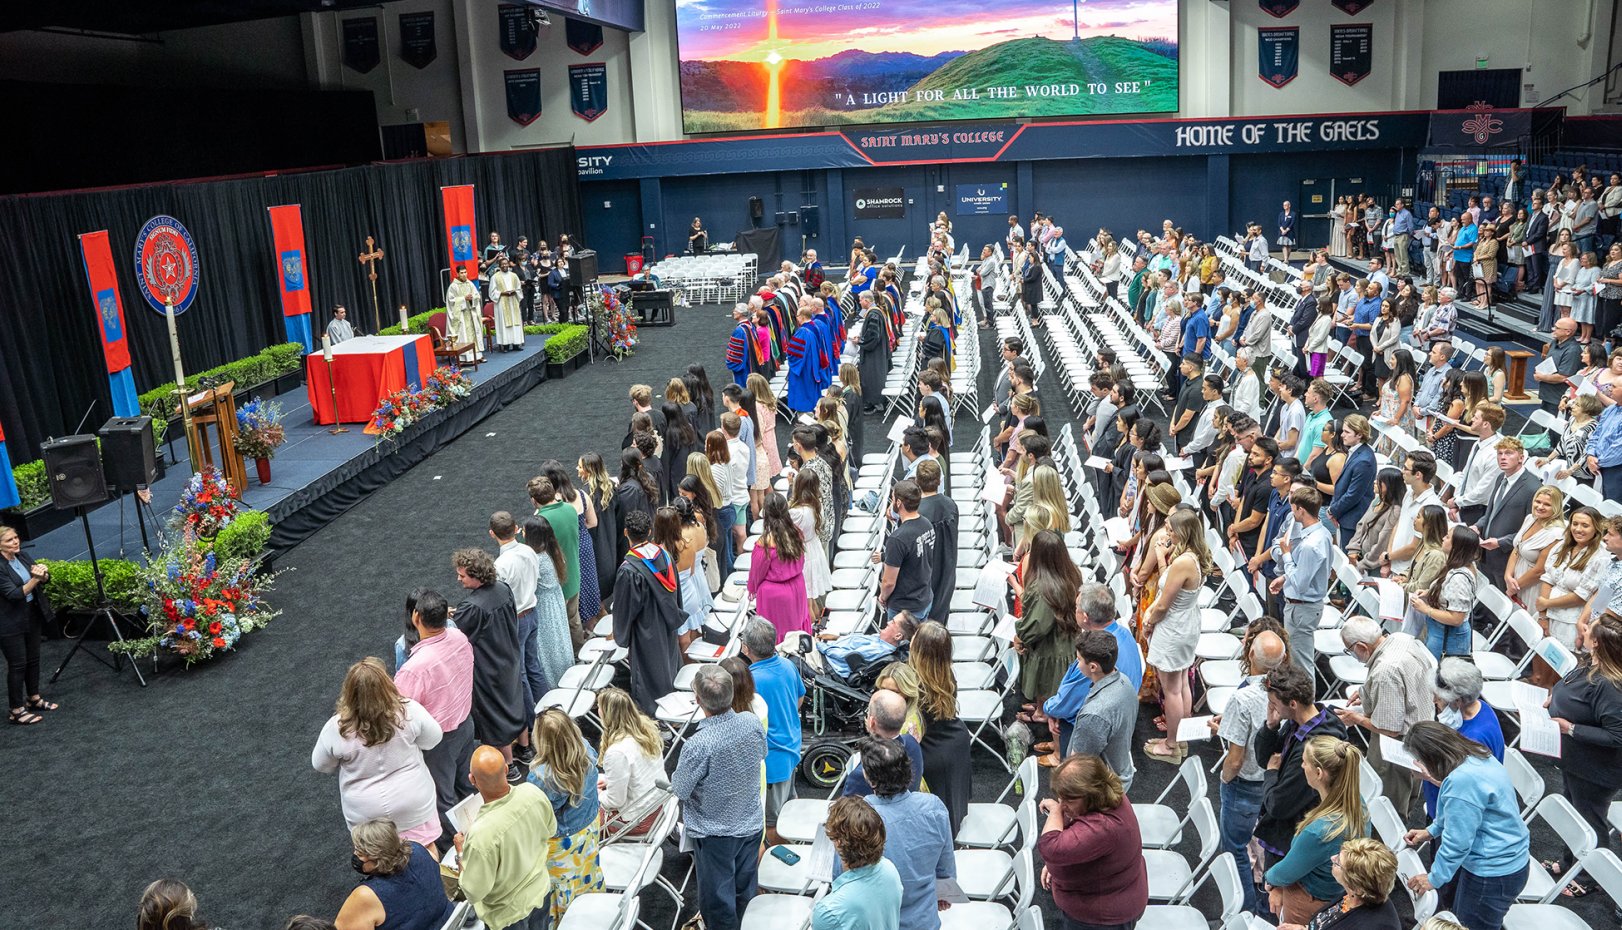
left=1437, top=69, right=1522, bottom=110
left=0, top=149, right=583, bottom=461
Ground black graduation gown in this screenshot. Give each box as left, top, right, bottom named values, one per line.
left=920, top=704, right=972, bottom=834
left=917, top=493, right=959, bottom=625
left=613, top=479, right=656, bottom=565
left=920, top=326, right=948, bottom=367
left=857, top=308, right=888, bottom=409
left=589, top=491, right=619, bottom=605
left=691, top=400, right=718, bottom=440
left=455, top=581, right=527, bottom=746
left=661, top=435, right=700, bottom=502
left=612, top=549, right=685, bottom=715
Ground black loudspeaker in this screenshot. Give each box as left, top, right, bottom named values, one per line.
left=749, top=196, right=764, bottom=219
left=800, top=205, right=819, bottom=238
left=41, top=434, right=109, bottom=510
left=568, top=249, right=598, bottom=282
left=98, top=416, right=158, bottom=492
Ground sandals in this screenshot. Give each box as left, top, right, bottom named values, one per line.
left=1561, top=879, right=1592, bottom=898
left=26, top=697, right=58, bottom=712
left=1144, top=740, right=1186, bottom=764
left=7, top=709, right=43, bottom=726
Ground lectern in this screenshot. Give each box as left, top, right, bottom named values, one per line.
left=185, top=382, right=248, bottom=494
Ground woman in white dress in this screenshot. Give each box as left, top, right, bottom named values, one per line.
left=1536, top=506, right=1612, bottom=653
left=1141, top=509, right=1211, bottom=765
left=789, top=470, right=831, bottom=611
left=1503, top=486, right=1565, bottom=609
left=1330, top=197, right=1348, bottom=258
left=312, top=657, right=443, bottom=848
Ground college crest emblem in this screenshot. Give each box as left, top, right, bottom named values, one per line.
left=281, top=250, right=306, bottom=292
left=98, top=289, right=122, bottom=342
left=451, top=225, right=474, bottom=262
left=133, top=215, right=201, bottom=314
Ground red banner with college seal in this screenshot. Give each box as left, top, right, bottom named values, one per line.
left=268, top=205, right=313, bottom=318
left=441, top=185, right=480, bottom=280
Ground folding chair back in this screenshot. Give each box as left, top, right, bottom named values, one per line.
left=1368, top=795, right=1406, bottom=850
left=1502, top=748, right=1545, bottom=820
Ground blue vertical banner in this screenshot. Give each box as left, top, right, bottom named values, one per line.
left=1258, top=27, right=1299, bottom=89
left=1330, top=24, right=1373, bottom=87
left=569, top=63, right=609, bottom=122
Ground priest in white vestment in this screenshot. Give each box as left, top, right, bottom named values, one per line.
left=488, top=259, right=525, bottom=351
left=444, top=266, right=484, bottom=363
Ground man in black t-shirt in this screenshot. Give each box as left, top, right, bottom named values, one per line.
left=912, top=459, right=958, bottom=626
left=1227, top=436, right=1280, bottom=560
left=1168, top=353, right=1206, bottom=454
left=874, top=479, right=936, bottom=621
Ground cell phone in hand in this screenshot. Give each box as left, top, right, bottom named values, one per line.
left=770, top=846, right=801, bottom=866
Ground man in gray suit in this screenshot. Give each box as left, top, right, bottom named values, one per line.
left=1470, top=436, right=1539, bottom=590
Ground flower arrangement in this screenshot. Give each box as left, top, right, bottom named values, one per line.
left=596, top=285, right=638, bottom=358
left=423, top=365, right=474, bottom=407
left=109, top=544, right=281, bottom=664
left=365, top=366, right=476, bottom=439
left=172, top=466, right=240, bottom=538
left=232, top=397, right=286, bottom=460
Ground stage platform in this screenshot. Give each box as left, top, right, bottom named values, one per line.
left=20, top=335, right=552, bottom=563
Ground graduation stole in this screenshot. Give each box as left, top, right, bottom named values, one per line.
left=749, top=325, right=770, bottom=366
left=630, top=543, right=677, bottom=592
left=932, top=324, right=956, bottom=372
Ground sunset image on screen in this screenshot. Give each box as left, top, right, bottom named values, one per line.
left=675, top=0, right=1179, bottom=133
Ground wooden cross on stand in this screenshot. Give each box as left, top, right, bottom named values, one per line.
left=357, top=235, right=385, bottom=333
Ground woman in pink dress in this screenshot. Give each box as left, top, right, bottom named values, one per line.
left=746, top=493, right=812, bottom=642
left=748, top=373, right=782, bottom=478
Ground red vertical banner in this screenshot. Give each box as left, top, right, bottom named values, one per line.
left=268, top=205, right=313, bottom=317
left=78, top=231, right=132, bottom=374
left=441, top=185, right=480, bottom=280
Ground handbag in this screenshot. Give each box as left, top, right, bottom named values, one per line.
left=1508, top=245, right=1525, bottom=263
left=1471, top=261, right=1485, bottom=278
left=703, top=545, right=721, bottom=594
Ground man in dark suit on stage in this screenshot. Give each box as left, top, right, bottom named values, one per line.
left=1327, top=415, right=1376, bottom=548
left=1471, top=436, right=1539, bottom=590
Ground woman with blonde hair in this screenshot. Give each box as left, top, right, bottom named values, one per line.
left=1142, top=509, right=1213, bottom=763
left=527, top=708, right=605, bottom=918
left=1264, top=737, right=1372, bottom=925
left=875, top=661, right=925, bottom=741
left=908, top=621, right=970, bottom=832
left=1129, top=481, right=1181, bottom=702
left=1504, top=486, right=1565, bottom=613
left=1015, top=464, right=1071, bottom=560
left=577, top=452, right=619, bottom=600
left=136, top=880, right=207, bottom=930
left=1276, top=837, right=1400, bottom=930
left=594, top=687, right=666, bottom=835
left=746, top=373, right=783, bottom=477
left=311, top=657, right=444, bottom=847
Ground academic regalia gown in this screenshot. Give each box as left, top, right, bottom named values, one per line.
left=858, top=308, right=889, bottom=409
left=612, top=547, right=685, bottom=715
left=810, top=314, right=834, bottom=391
left=751, top=323, right=777, bottom=379
left=455, top=581, right=527, bottom=746
left=725, top=322, right=753, bottom=387
left=921, top=324, right=951, bottom=369
left=661, top=433, right=700, bottom=502
left=613, top=480, right=657, bottom=564
left=785, top=322, right=822, bottom=413
left=588, top=492, right=619, bottom=605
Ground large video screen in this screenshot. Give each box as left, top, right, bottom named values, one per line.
left=675, top=0, right=1179, bottom=134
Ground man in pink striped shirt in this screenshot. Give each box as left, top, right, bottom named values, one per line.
left=394, top=589, right=475, bottom=850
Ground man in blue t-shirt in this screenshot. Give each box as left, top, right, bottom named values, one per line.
left=741, top=617, right=806, bottom=846
left=1041, top=583, right=1144, bottom=758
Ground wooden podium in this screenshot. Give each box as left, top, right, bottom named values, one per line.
left=185, top=383, right=248, bottom=494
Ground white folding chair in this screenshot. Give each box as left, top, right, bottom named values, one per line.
left=954, top=795, right=1038, bottom=900
left=1137, top=755, right=1207, bottom=849
left=1396, top=848, right=1439, bottom=922
left=1503, top=848, right=1621, bottom=930
left=1518, top=794, right=1598, bottom=902
left=956, top=755, right=1037, bottom=849
left=557, top=840, right=652, bottom=930
left=1503, top=748, right=1545, bottom=821
left=1368, top=795, right=1407, bottom=850
left=937, top=848, right=1033, bottom=930
left=1136, top=853, right=1243, bottom=930
left=1143, top=797, right=1219, bottom=902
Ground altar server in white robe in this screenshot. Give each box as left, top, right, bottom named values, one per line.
left=489, top=258, right=525, bottom=351
left=444, top=266, right=485, bottom=363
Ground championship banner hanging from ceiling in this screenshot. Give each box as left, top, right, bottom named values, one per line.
left=399, top=11, right=437, bottom=69
left=441, top=185, right=480, bottom=280
left=268, top=204, right=316, bottom=353
left=132, top=215, right=200, bottom=314
left=78, top=230, right=140, bottom=417
left=1332, top=0, right=1374, bottom=14
left=1329, top=24, right=1373, bottom=86
left=1259, top=0, right=1298, bottom=16
left=566, top=19, right=604, bottom=55
left=342, top=17, right=380, bottom=73
left=569, top=63, right=609, bottom=122
left=1258, top=27, right=1299, bottom=88
left=498, top=4, right=536, bottom=60
left=505, top=70, right=543, bottom=126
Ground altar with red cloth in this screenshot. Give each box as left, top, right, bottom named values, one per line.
left=305, top=334, right=435, bottom=425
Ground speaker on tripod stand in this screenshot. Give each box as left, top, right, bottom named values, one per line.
left=39, top=434, right=147, bottom=686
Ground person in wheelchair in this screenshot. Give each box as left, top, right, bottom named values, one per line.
left=815, top=610, right=918, bottom=681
